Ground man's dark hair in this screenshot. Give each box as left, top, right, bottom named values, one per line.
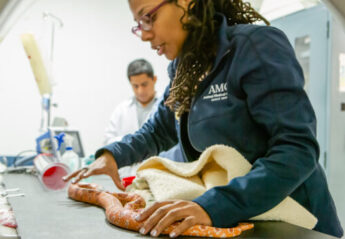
left=127, top=58, right=154, bottom=80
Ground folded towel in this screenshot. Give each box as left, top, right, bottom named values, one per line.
left=136, top=144, right=318, bottom=229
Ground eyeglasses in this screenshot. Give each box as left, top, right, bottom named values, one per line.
left=131, top=0, right=169, bottom=37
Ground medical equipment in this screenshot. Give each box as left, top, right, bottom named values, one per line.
left=33, top=154, right=68, bottom=190
left=21, top=33, right=53, bottom=133
left=56, top=133, right=80, bottom=172
left=21, top=33, right=52, bottom=96
left=21, top=12, right=63, bottom=133
left=49, top=127, right=85, bottom=158
left=31, top=128, right=83, bottom=190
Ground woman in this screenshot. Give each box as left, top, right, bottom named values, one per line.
left=64, top=0, right=343, bottom=238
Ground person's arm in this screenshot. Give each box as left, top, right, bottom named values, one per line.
left=193, top=26, right=319, bottom=227
left=96, top=67, right=179, bottom=168
left=63, top=150, right=125, bottom=190
left=64, top=64, right=178, bottom=189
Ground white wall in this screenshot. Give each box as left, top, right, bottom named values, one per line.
left=328, top=14, right=345, bottom=231
left=0, top=0, right=170, bottom=156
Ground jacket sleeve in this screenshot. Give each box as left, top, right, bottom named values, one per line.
left=95, top=64, right=178, bottom=168
left=193, top=27, right=320, bottom=227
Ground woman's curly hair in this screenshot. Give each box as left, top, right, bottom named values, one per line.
left=164, top=0, right=269, bottom=117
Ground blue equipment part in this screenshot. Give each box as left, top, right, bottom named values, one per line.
left=54, top=133, right=65, bottom=151
left=35, top=131, right=51, bottom=153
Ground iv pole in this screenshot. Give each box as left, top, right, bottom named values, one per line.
left=40, top=12, right=63, bottom=130
left=42, top=12, right=63, bottom=64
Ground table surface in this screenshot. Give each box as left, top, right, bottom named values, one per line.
left=2, top=173, right=337, bottom=239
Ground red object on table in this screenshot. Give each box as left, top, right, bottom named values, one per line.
left=0, top=209, right=17, bottom=228
left=121, top=176, right=136, bottom=188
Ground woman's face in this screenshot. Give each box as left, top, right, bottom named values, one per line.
left=129, top=0, right=190, bottom=60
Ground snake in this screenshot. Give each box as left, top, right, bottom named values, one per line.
left=68, top=182, right=254, bottom=238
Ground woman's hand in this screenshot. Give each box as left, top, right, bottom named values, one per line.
left=62, top=151, right=125, bottom=190
left=136, top=200, right=212, bottom=238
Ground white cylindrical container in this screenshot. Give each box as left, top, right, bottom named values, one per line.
left=34, top=154, right=69, bottom=190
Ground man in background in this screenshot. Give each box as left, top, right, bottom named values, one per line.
left=104, top=58, right=158, bottom=145
left=104, top=59, right=159, bottom=177
left=105, top=59, right=184, bottom=177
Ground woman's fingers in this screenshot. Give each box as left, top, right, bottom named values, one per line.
left=136, top=200, right=212, bottom=237
left=61, top=151, right=125, bottom=189
left=62, top=168, right=85, bottom=182
left=71, top=168, right=89, bottom=183
left=136, top=201, right=174, bottom=222
left=169, top=216, right=195, bottom=238
left=110, top=170, right=125, bottom=191
left=137, top=201, right=177, bottom=235
left=151, top=207, right=189, bottom=237
left=99, top=151, right=125, bottom=190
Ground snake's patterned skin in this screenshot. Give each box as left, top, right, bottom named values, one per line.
left=68, top=183, right=254, bottom=238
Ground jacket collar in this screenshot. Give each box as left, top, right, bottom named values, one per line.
left=213, top=13, right=232, bottom=70
left=126, top=96, right=137, bottom=107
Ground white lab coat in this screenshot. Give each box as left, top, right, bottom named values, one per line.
left=104, top=97, right=140, bottom=145
left=104, top=96, right=159, bottom=177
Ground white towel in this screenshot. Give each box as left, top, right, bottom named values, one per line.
left=136, top=144, right=317, bottom=229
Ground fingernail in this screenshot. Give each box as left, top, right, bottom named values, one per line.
left=71, top=179, right=76, bottom=184
left=170, top=232, right=177, bottom=238
left=135, top=215, right=140, bottom=221
left=151, top=230, right=157, bottom=237
left=139, top=228, right=145, bottom=234
left=62, top=176, right=67, bottom=181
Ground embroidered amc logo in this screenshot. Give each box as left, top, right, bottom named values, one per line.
left=208, top=82, right=227, bottom=94
left=203, top=83, right=228, bottom=102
